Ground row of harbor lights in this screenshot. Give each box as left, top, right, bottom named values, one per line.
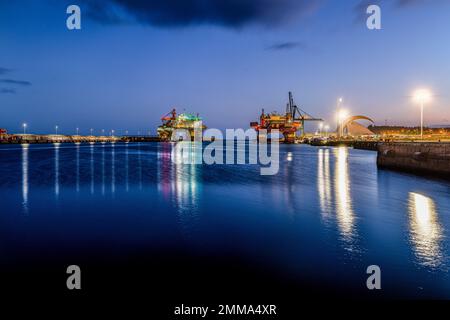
left=20, top=125, right=141, bottom=136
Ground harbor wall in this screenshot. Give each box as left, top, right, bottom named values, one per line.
left=377, top=142, right=450, bottom=177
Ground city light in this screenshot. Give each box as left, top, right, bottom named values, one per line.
left=55, top=125, right=58, bottom=135
left=23, top=123, right=27, bottom=134
left=413, top=89, right=432, bottom=104
left=413, top=88, right=432, bottom=139
left=338, top=109, right=349, bottom=122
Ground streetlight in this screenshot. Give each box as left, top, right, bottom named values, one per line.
left=76, top=127, right=79, bottom=135
left=336, top=97, right=343, bottom=137
left=55, top=125, right=59, bottom=135
left=90, top=128, right=94, bottom=136
left=324, top=125, right=330, bottom=137
left=338, top=109, right=349, bottom=138
left=318, top=122, right=324, bottom=136
left=102, top=129, right=105, bottom=136
left=23, top=123, right=27, bottom=134
left=413, top=89, right=432, bottom=140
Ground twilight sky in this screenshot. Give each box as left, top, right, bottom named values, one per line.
left=0, top=0, right=449, bottom=134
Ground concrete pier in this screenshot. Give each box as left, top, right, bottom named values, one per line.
left=377, top=142, right=450, bottom=178
left=0, top=134, right=162, bottom=144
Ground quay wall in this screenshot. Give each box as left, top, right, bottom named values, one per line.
left=0, top=134, right=161, bottom=144
left=377, top=142, right=450, bottom=177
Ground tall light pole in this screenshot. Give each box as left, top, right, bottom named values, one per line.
left=324, top=125, right=330, bottom=137
left=76, top=127, right=79, bottom=135
left=413, top=89, right=432, bottom=140
left=90, top=128, right=94, bottom=136
left=23, top=123, right=27, bottom=134
left=338, top=109, right=349, bottom=138
left=318, top=122, right=323, bottom=136
left=336, top=97, right=343, bottom=137
left=55, top=125, right=58, bottom=135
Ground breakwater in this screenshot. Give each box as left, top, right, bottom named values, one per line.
left=0, top=134, right=161, bottom=144
left=377, top=142, right=450, bottom=178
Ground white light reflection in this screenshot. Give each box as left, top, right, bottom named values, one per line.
left=287, top=152, right=293, bottom=162
left=90, top=144, right=94, bottom=194
left=111, top=143, right=115, bottom=194
left=408, top=192, right=444, bottom=269
left=334, top=147, right=355, bottom=245
left=125, top=143, right=129, bottom=192
left=317, top=148, right=332, bottom=220
left=22, top=144, right=29, bottom=213
left=170, top=142, right=200, bottom=236
left=54, top=143, right=60, bottom=197
left=138, top=143, right=143, bottom=190
left=102, top=144, right=105, bottom=195
left=76, top=143, right=80, bottom=192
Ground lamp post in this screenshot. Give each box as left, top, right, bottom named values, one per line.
left=413, top=89, right=432, bottom=140
left=318, top=122, right=323, bottom=136
left=324, top=125, right=330, bottom=137
left=55, top=125, right=58, bottom=135
left=336, top=97, right=343, bottom=137
left=338, top=109, right=349, bottom=138
left=76, top=127, right=79, bottom=135
left=23, top=123, right=27, bottom=134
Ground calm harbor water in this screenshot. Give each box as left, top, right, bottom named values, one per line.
left=0, top=142, right=449, bottom=298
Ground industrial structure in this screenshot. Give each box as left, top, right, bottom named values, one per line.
left=157, top=108, right=206, bottom=141
left=250, top=92, right=322, bottom=143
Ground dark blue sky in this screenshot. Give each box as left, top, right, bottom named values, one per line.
left=1, top=0, right=449, bottom=134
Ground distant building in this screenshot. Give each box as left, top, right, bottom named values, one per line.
left=338, top=116, right=375, bottom=137
left=0, top=128, right=7, bottom=136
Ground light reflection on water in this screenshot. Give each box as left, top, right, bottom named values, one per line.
left=408, top=192, right=445, bottom=269
left=334, top=147, right=356, bottom=248
left=169, top=142, right=201, bottom=235
left=4, top=142, right=450, bottom=296
left=54, top=143, right=60, bottom=197
left=21, top=144, right=29, bottom=214
left=317, top=148, right=331, bottom=220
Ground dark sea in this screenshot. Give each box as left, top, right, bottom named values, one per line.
left=0, top=142, right=449, bottom=302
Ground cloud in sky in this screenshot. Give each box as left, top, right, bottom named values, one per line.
left=266, top=41, right=306, bottom=51
left=0, top=67, right=12, bottom=75
left=81, top=0, right=322, bottom=28
left=0, top=88, right=16, bottom=94
left=0, top=79, right=32, bottom=86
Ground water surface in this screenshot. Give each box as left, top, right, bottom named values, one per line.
left=0, top=142, right=449, bottom=298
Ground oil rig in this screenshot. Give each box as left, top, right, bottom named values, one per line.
left=157, top=108, right=206, bottom=141
left=250, top=92, right=322, bottom=143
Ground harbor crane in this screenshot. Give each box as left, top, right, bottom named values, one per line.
left=250, top=92, right=323, bottom=143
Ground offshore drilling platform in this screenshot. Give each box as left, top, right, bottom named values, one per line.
left=250, top=92, right=322, bottom=143
left=157, top=108, right=206, bottom=141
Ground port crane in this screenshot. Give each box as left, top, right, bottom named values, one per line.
left=250, top=92, right=322, bottom=143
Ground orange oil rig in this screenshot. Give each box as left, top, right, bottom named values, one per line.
left=157, top=108, right=206, bottom=141
left=250, top=92, right=322, bottom=143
